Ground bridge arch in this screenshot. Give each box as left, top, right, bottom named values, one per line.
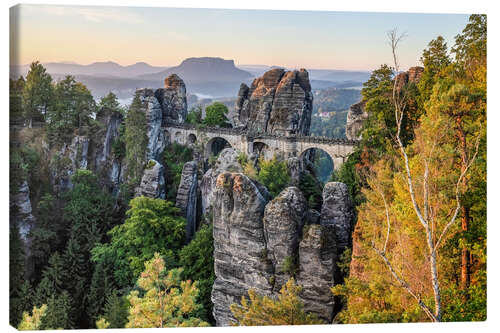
left=206, top=137, right=232, bottom=157
left=299, top=147, right=335, bottom=183
left=251, top=141, right=273, bottom=160
left=174, top=131, right=183, bottom=144
left=187, top=133, right=197, bottom=144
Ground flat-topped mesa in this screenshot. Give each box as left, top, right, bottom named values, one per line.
left=230, top=68, right=313, bottom=136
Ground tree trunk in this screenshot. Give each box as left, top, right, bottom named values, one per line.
left=456, top=117, right=471, bottom=291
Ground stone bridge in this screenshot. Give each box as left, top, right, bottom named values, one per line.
left=164, top=123, right=358, bottom=170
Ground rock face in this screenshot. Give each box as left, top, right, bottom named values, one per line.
left=51, top=135, right=91, bottom=193
left=346, top=66, right=424, bottom=140
left=320, top=182, right=354, bottom=256
left=200, top=148, right=244, bottom=216
left=296, top=224, right=337, bottom=322
left=263, top=187, right=307, bottom=290
left=211, top=178, right=354, bottom=325
left=135, top=160, right=166, bottom=199
left=211, top=172, right=272, bottom=326
left=136, top=88, right=167, bottom=161
left=395, top=66, right=424, bottom=92
left=231, top=68, right=313, bottom=136
left=156, top=74, right=188, bottom=125
left=176, top=161, right=199, bottom=242
left=10, top=181, right=35, bottom=241
left=345, top=100, right=367, bottom=140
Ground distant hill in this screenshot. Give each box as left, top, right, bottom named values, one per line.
left=139, top=57, right=253, bottom=82
left=10, top=58, right=371, bottom=100
left=10, top=61, right=167, bottom=78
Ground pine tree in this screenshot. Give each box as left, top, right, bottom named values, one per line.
left=230, top=278, right=325, bottom=326
left=40, top=291, right=73, bottom=329
left=126, top=253, right=209, bottom=328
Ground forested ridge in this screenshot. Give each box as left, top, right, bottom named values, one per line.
left=9, top=14, right=486, bottom=329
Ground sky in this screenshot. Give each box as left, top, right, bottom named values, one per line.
left=10, top=4, right=470, bottom=71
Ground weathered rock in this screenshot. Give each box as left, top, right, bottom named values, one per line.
left=320, top=182, right=354, bottom=257
left=136, top=88, right=166, bottom=161
left=345, top=100, right=367, bottom=140
left=395, top=66, right=424, bottom=92
left=10, top=181, right=35, bottom=241
left=211, top=172, right=272, bottom=326
left=286, top=157, right=303, bottom=186
left=232, top=68, right=313, bottom=136
left=51, top=135, right=90, bottom=193
left=296, top=224, right=337, bottom=322
left=263, top=187, right=307, bottom=290
left=156, top=74, right=188, bottom=125
left=134, top=159, right=165, bottom=199
left=200, top=148, right=244, bottom=216
left=176, top=161, right=199, bottom=242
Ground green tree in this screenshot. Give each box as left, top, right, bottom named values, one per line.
left=33, top=252, right=66, bottom=307
left=124, top=93, right=148, bottom=184
left=91, top=197, right=186, bottom=289
left=186, top=105, right=203, bottom=125
left=230, top=278, right=324, bottom=326
left=96, top=291, right=130, bottom=329
left=179, top=224, right=215, bottom=323
left=40, top=291, right=73, bottom=329
left=9, top=223, right=28, bottom=326
left=46, top=76, right=96, bottom=144
left=23, top=61, right=53, bottom=127
left=126, top=253, right=209, bottom=328
left=256, top=156, right=290, bottom=197
left=203, top=102, right=230, bottom=127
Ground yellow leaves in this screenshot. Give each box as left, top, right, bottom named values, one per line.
left=230, top=278, right=325, bottom=326
left=125, top=253, right=209, bottom=328
left=18, top=304, right=47, bottom=330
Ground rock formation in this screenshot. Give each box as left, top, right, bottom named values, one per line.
left=346, top=66, right=424, bottom=140
left=211, top=172, right=272, bottom=325
left=156, top=74, right=188, bottom=125
left=200, top=148, right=244, bottom=216
left=134, top=159, right=166, bottom=199
left=395, top=66, right=424, bottom=92
left=263, top=187, right=307, bottom=290
left=231, top=68, right=313, bottom=136
left=345, top=100, right=367, bottom=140
left=211, top=179, right=354, bottom=325
left=176, top=161, right=199, bottom=242
left=296, top=224, right=337, bottom=322
left=320, top=182, right=355, bottom=259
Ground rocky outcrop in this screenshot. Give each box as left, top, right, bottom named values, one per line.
left=10, top=181, right=35, bottom=241
left=263, top=187, right=307, bottom=290
left=211, top=177, right=354, bottom=325
left=176, top=161, right=199, bottom=242
left=200, top=148, right=244, bottom=216
left=395, top=66, right=424, bottom=92
left=296, top=224, right=337, bottom=322
left=345, top=100, right=367, bottom=140
left=136, top=88, right=167, bottom=162
left=320, top=182, right=354, bottom=269
left=51, top=135, right=90, bottom=193
left=231, top=68, right=313, bottom=136
left=211, top=172, right=272, bottom=326
left=134, top=159, right=165, bottom=199
left=156, top=74, right=188, bottom=125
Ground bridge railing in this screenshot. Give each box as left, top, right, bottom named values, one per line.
left=163, top=122, right=359, bottom=146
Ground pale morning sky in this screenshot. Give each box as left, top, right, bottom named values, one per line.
left=10, top=4, right=470, bottom=71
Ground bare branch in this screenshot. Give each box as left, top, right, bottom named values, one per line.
left=371, top=244, right=437, bottom=322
